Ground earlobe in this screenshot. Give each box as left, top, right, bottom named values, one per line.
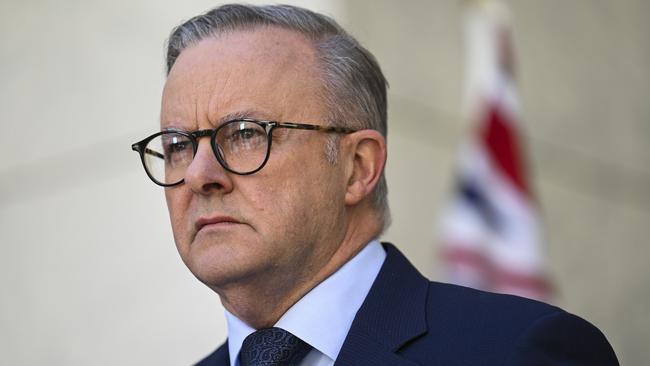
left=344, top=130, right=387, bottom=206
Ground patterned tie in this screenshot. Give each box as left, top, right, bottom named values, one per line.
left=239, top=327, right=312, bottom=366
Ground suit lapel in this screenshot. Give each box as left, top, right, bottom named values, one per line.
left=335, top=243, right=429, bottom=366
left=336, top=330, right=420, bottom=366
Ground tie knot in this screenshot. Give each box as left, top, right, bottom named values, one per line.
left=240, top=327, right=311, bottom=366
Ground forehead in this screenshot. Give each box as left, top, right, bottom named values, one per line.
left=161, top=26, right=325, bottom=128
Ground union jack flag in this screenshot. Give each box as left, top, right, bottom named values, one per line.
left=439, top=0, right=552, bottom=301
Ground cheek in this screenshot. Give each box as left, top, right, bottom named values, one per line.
left=239, top=172, right=305, bottom=234
left=164, top=188, right=192, bottom=247
left=252, top=164, right=341, bottom=236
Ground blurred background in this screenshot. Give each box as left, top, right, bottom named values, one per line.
left=1, top=0, right=648, bottom=364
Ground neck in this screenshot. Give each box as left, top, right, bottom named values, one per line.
left=215, top=212, right=381, bottom=329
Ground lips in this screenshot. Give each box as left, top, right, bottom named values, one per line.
left=195, top=215, right=242, bottom=232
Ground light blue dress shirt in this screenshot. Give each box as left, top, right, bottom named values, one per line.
left=225, top=240, right=386, bottom=366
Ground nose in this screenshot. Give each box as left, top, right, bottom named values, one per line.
left=184, top=139, right=234, bottom=195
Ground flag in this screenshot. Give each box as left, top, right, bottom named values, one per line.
left=439, top=0, right=552, bottom=301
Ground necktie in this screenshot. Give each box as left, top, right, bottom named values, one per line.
left=239, top=327, right=312, bottom=366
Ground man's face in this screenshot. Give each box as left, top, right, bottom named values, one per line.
left=161, top=27, right=349, bottom=292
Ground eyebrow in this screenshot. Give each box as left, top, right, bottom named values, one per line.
left=162, top=109, right=273, bottom=133
left=216, top=109, right=273, bottom=125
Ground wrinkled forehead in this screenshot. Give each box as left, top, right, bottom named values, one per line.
left=161, top=26, right=325, bottom=128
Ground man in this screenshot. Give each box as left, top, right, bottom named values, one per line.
left=132, top=4, right=619, bottom=365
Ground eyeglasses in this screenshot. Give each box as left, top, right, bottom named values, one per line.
left=131, top=118, right=357, bottom=187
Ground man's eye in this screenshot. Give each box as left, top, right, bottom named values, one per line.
left=163, top=142, right=187, bottom=156
left=162, top=135, right=190, bottom=154
left=169, top=141, right=188, bottom=152
left=162, top=136, right=192, bottom=164
left=231, top=128, right=262, bottom=141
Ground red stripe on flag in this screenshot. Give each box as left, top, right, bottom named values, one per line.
left=441, top=245, right=489, bottom=269
left=441, top=245, right=552, bottom=299
left=493, top=268, right=553, bottom=298
left=480, top=104, right=531, bottom=197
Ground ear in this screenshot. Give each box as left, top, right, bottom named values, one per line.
left=342, top=130, right=387, bottom=206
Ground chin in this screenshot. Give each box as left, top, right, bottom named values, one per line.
left=188, top=254, right=244, bottom=289
left=184, top=237, right=269, bottom=290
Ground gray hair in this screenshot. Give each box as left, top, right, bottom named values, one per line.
left=165, top=4, right=391, bottom=230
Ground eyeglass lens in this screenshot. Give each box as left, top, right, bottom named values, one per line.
left=143, top=133, right=193, bottom=185
left=142, top=120, right=270, bottom=185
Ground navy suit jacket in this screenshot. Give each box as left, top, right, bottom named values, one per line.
left=196, top=243, right=618, bottom=365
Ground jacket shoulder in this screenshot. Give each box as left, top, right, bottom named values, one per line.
left=403, top=281, right=618, bottom=365
left=426, top=281, right=562, bottom=327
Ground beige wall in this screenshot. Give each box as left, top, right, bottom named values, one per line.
left=1, top=0, right=647, bottom=364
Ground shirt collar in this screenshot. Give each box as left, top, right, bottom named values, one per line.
left=225, top=240, right=386, bottom=366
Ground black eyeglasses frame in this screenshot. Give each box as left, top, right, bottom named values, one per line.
left=131, top=118, right=357, bottom=187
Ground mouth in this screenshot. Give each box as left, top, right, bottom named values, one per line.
left=195, top=215, right=242, bottom=233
